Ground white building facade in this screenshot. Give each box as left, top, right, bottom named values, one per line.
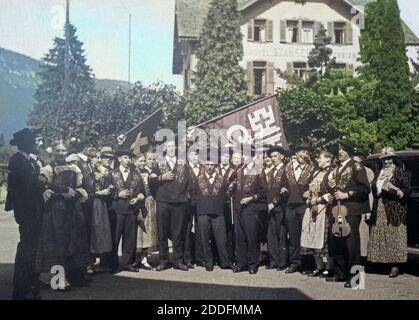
left=172, top=0, right=419, bottom=95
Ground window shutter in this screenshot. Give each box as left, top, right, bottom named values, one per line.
left=280, top=20, right=286, bottom=43
left=298, top=19, right=303, bottom=43
left=246, top=61, right=254, bottom=95
left=346, top=63, right=354, bottom=75
left=266, top=20, right=273, bottom=42
left=345, top=22, right=353, bottom=44
left=248, top=19, right=254, bottom=41
left=286, top=62, right=293, bottom=75
left=266, top=62, right=275, bottom=95
left=328, top=22, right=334, bottom=43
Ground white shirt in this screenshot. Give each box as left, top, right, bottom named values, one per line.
left=205, top=172, right=217, bottom=185
left=190, top=164, right=200, bottom=177
left=339, top=159, right=351, bottom=174
left=292, top=161, right=306, bottom=181
left=221, top=165, right=230, bottom=177
left=274, top=163, right=284, bottom=177
left=119, top=166, right=130, bottom=181
left=165, top=155, right=177, bottom=170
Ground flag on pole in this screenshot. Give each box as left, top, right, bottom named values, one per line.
left=193, top=95, right=288, bottom=148
left=122, top=108, right=164, bottom=154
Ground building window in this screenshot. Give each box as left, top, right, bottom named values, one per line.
left=287, top=20, right=299, bottom=43
left=253, top=61, right=266, bottom=95
left=293, top=62, right=308, bottom=78
left=254, top=19, right=266, bottom=42
left=334, top=22, right=346, bottom=44
left=302, top=21, right=314, bottom=43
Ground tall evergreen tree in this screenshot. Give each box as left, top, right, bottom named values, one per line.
left=28, top=21, right=95, bottom=143
left=308, top=25, right=335, bottom=79
left=359, top=0, right=415, bottom=149
left=185, top=0, right=250, bottom=126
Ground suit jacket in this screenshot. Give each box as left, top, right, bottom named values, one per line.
left=233, top=165, right=267, bottom=213
left=5, top=152, right=44, bottom=224
left=77, top=159, right=96, bottom=198
left=267, top=164, right=288, bottom=208
left=110, top=168, right=145, bottom=215
left=193, top=172, right=228, bottom=216
left=150, top=158, right=192, bottom=203
left=323, top=159, right=370, bottom=216
left=283, top=161, right=315, bottom=206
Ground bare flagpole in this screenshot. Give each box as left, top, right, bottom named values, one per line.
left=128, top=14, right=132, bottom=89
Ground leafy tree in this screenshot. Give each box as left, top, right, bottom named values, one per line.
left=308, top=25, right=335, bottom=79
left=359, top=0, right=415, bottom=149
left=28, top=22, right=95, bottom=144
left=184, top=0, right=250, bottom=126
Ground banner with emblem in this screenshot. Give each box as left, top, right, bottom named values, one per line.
left=122, top=108, right=163, bottom=155
left=192, top=95, right=288, bottom=148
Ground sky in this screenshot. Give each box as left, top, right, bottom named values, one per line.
left=0, top=0, right=418, bottom=93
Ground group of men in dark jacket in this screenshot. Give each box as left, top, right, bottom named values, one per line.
left=5, top=127, right=371, bottom=299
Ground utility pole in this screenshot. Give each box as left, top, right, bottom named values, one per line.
left=63, top=0, right=70, bottom=101
left=128, top=14, right=132, bottom=89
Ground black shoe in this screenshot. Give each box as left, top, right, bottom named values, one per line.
left=173, top=263, right=189, bottom=271
left=233, top=266, right=248, bottom=273
left=265, top=263, right=278, bottom=270
left=132, top=261, right=141, bottom=269
left=123, top=265, right=139, bottom=273
left=220, top=265, right=233, bottom=270
left=326, top=276, right=346, bottom=283
left=156, top=263, right=171, bottom=271
left=344, top=281, right=352, bottom=288
left=249, top=268, right=258, bottom=274
left=320, top=270, right=331, bottom=278
left=285, top=266, right=299, bottom=274
left=308, top=269, right=324, bottom=277
left=205, top=266, right=214, bottom=272
left=300, top=269, right=312, bottom=276
left=141, top=263, right=153, bottom=271
left=277, top=266, right=287, bottom=271
left=389, top=266, right=399, bottom=278
left=186, top=262, right=195, bottom=269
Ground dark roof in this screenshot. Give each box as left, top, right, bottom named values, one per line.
left=175, top=0, right=419, bottom=44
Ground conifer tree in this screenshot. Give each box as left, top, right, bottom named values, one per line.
left=185, top=0, right=250, bottom=126
left=359, top=0, right=415, bottom=149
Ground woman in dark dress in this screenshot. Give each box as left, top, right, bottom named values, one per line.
left=90, top=147, right=115, bottom=272
left=36, top=141, right=90, bottom=290
left=367, top=147, right=411, bottom=278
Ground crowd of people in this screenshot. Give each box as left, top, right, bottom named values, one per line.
left=5, top=127, right=412, bottom=300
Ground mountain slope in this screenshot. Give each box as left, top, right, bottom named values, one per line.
left=0, top=48, right=130, bottom=140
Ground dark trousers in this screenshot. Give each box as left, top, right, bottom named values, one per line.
left=113, top=214, right=137, bottom=268
left=102, top=209, right=117, bottom=269
left=284, top=204, right=307, bottom=268
left=267, top=207, right=288, bottom=268
left=224, top=202, right=235, bottom=262
left=13, top=219, right=41, bottom=298
left=197, top=214, right=231, bottom=268
left=329, top=215, right=362, bottom=280
left=156, top=202, right=187, bottom=266
left=184, top=205, right=204, bottom=265
left=234, top=206, right=261, bottom=269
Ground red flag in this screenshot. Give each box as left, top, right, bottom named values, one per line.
left=193, top=95, right=288, bottom=148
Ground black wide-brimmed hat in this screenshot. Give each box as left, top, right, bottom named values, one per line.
left=293, top=143, right=312, bottom=153
left=267, top=145, right=286, bottom=157
left=115, top=148, right=135, bottom=158
left=67, top=137, right=90, bottom=155
left=9, top=128, right=41, bottom=146
left=100, top=146, right=115, bottom=158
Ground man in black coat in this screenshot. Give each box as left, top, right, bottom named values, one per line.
left=265, top=146, right=289, bottom=271
left=193, top=160, right=233, bottom=271
left=232, top=150, right=267, bottom=274
left=109, top=149, right=145, bottom=272
left=324, top=141, right=370, bottom=288
left=5, top=128, right=44, bottom=300
left=150, top=140, right=192, bottom=271
left=282, top=145, right=315, bottom=273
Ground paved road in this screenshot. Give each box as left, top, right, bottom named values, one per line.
left=1, top=208, right=419, bottom=300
